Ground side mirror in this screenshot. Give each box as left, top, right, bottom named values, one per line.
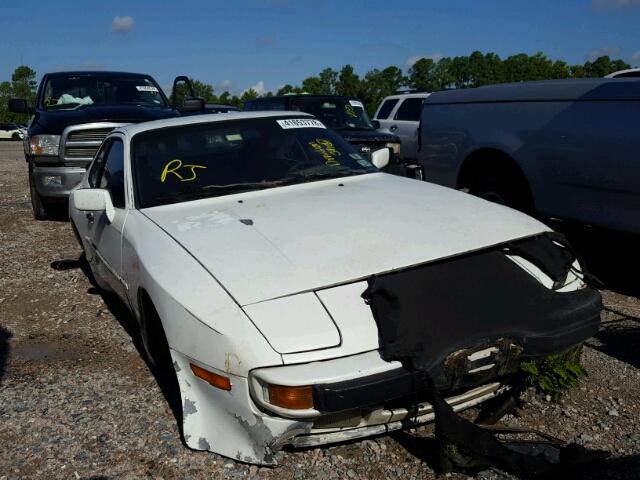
left=371, top=148, right=390, bottom=170
left=371, top=120, right=381, bottom=129
left=8, top=98, right=30, bottom=114
left=73, top=188, right=115, bottom=222
left=181, top=97, right=206, bottom=112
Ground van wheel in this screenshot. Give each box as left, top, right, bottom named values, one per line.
left=468, top=172, right=532, bottom=213
left=140, top=293, right=172, bottom=371
left=28, top=171, right=50, bottom=220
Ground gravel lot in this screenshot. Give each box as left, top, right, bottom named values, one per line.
left=1, top=141, right=639, bottom=479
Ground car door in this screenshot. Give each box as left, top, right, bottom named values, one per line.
left=388, top=97, right=425, bottom=160
left=374, top=98, right=400, bottom=133
left=80, top=136, right=129, bottom=300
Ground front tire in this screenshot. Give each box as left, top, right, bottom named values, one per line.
left=140, top=294, right=172, bottom=370
left=12, top=133, right=21, bottom=141
left=28, top=170, right=50, bottom=220
left=468, top=171, right=532, bottom=213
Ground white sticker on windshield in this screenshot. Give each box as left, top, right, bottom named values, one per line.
left=136, top=85, right=159, bottom=92
left=277, top=118, right=326, bottom=129
left=349, top=100, right=364, bottom=109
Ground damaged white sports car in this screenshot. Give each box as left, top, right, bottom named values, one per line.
left=69, top=112, right=601, bottom=464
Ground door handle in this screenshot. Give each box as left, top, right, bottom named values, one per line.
left=86, top=212, right=94, bottom=223
left=390, top=125, right=398, bottom=131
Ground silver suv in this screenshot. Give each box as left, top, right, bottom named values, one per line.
left=373, top=92, right=430, bottom=161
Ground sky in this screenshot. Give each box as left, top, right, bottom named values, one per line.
left=1, top=0, right=639, bottom=96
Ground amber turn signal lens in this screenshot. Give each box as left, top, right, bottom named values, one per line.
left=267, top=384, right=314, bottom=410
left=190, top=364, right=232, bottom=391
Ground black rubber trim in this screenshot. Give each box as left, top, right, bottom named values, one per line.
left=313, top=367, right=423, bottom=412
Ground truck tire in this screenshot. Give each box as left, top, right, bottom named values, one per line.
left=468, top=172, right=532, bottom=213
left=28, top=170, right=50, bottom=220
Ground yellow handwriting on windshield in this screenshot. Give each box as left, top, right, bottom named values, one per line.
left=160, top=159, right=207, bottom=182
left=345, top=104, right=359, bottom=118
left=309, top=139, right=341, bottom=166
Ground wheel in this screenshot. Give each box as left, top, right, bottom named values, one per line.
left=140, top=295, right=172, bottom=370
left=12, top=133, right=21, bottom=141
left=468, top=171, right=532, bottom=213
left=28, top=170, right=50, bottom=220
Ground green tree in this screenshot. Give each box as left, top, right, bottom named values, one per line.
left=277, top=84, right=303, bottom=95
left=319, top=68, right=338, bottom=94
left=335, top=64, right=360, bottom=97
left=408, top=58, right=436, bottom=91
left=360, top=66, right=406, bottom=115
left=301, top=76, right=324, bottom=94
left=584, top=56, right=630, bottom=77
left=0, top=81, right=13, bottom=122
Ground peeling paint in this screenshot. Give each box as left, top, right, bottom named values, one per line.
left=173, top=361, right=181, bottom=372
left=198, top=437, right=211, bottom=450
left=183, top=398, right=198, bottom=415
left=239, top=219, right=254, bottom=226
left=224, top=353, right=242, bottom=374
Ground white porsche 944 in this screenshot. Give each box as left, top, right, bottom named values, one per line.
left=68, top=112, right=601, bottom=464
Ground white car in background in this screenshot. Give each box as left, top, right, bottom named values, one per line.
left=0, top=122, right=26, bottom=140
left=373, top=92, right=430, bottom=161
left=68, top=111, right=600, bottom=464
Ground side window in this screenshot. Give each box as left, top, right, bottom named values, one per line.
left=375, top=99, right=399, bottom=120
left=394, top=98, right=425, bottom=121
left=88, top=141, right=110, bottom=188
left=100, top=140, right=126, bottom=209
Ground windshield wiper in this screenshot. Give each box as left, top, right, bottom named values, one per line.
left=153, top=181, right=283, bottom=205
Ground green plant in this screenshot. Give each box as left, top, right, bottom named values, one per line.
left=520, top=347, right=585, bottom=401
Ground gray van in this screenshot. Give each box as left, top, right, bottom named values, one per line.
left=418, top=78, right=640, bottom=234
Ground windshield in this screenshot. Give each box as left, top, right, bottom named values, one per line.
left=132, top=117, right=378, bottom=208
left=42, top=75, right=168, bottom=110
left=292, top=98, right=374, bottom=131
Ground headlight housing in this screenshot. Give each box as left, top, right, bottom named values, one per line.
left=385, top=142, right=401, bottom=156
left=30, top=135, right=60, bottom=156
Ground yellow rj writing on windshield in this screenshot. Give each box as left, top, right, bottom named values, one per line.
left=160, top=159, right=206, bottom=183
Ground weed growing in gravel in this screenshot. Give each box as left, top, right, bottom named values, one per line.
left=520, top=347, right=585, bottom=401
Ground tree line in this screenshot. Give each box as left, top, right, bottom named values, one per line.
left=0, top=52, right=632, bottom=122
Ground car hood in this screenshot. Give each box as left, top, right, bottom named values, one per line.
left=142, top=173, right=549, bottom=307
left=32, top=105, right=179, bottom=134
left=339, top=129, right=400, bottom=143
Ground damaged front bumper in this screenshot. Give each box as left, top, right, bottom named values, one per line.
left=172, top=348, right=509, bottom=465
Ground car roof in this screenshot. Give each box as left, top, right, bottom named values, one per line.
left=605, top=68, right=640, bottom=78
left=115, top=111, right=314, bottom=136
left=426, top=78, right=640, bottom=104
left=381, top=92, right=431, bottom=101
left=44, top=71, right=152, bottom=78
left=247, top=94, right=360, bottom=102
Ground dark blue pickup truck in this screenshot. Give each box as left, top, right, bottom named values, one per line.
left=8, top=71, right=211, bottom=219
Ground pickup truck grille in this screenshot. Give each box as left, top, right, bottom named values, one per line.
left=61, top=123, right=126, bottom=165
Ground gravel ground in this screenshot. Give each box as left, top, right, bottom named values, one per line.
left=1, top=141, right=639, bottom=479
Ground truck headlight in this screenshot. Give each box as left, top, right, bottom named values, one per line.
left=385, top=142, right=401, bottom=156
left=30, top=135, right=60, bottom=156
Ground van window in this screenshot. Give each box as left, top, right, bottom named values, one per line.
left=376, top=99, right=399, bottom=119
left=394, top=98, right=424, bottom=121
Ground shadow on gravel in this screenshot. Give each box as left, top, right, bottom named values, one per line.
left=96, top=291, right=184, bottom=435
left=0, top=326, right=12, bottom=384
left=555, top=224, right=640, bottom=298
left=587, top=321, right=640, bottom=369
left=582, top=454, right=640, bottom=480
left=51, top=255, right=184, bottom=438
